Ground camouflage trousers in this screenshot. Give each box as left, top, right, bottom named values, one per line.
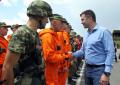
left=14, top=73, right=45, bottom=85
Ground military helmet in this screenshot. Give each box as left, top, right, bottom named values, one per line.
left=27, top=0, right=52, bottom=17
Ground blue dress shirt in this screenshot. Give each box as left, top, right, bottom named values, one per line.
left=73, top=24, right=115, bottom=73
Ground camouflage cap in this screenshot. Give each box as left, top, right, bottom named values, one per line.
left=11, top=24, right=22, bottom=30
left=0, top=22, right=11, bottom=28
left=68, top=24, right=73, bottom=30
left=49, top=14, right=63, bottom=21
left=70, top=31, right=77, bottom=37
left=62, top=18, right=68, bottom=24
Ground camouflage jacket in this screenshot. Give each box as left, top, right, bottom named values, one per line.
left=8, top=25, right=39, bottom=54
left=9, top=25, right=44, bottom=73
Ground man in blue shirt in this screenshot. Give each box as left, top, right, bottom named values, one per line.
left=72, top=10, right=115, bottom=85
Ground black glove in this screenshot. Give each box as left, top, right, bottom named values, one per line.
left=0, top=47, right=6, bottom=53
left=0, top=80, right=7, bottom=85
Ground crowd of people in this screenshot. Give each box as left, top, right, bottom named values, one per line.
left=0, top=0, right=117, bottom=85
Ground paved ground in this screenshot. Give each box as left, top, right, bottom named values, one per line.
left=76, top=62, right=85, bottom=85
left=110, top=60, right=120, bottom=85
left=110, top=49, right=120, bottom=85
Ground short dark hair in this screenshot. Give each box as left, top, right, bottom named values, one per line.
left=80, top=9, right=96, bottom=22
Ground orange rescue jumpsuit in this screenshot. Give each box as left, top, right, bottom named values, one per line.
left=75, top=38, right=81, bottom=50
left=0, top=35, right=8, bottom=78
left=7, top=34, right=12, bottom=41
left=58, top=31, right=72, bottom=85
left=39, top=28, right=70, bottom=85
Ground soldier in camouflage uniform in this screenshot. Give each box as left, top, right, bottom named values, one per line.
left=7, top=24, right=21, bottom=41
left=1, top=0, right=52, bottom=85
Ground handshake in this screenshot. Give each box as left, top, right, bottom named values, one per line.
left=64, top=51, right=75, bottom=61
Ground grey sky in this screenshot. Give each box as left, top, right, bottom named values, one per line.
left=47, top=0, right=120, bottom=36
left=0, top=0, right=120, bottom=36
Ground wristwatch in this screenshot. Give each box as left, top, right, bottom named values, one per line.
left=104, top=72, right=111, bottom=77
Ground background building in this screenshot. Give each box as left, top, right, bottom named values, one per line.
left=112, top=30, right=120, bottom=48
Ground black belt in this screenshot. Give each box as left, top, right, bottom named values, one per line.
left=86, top=64, right=105, bottom=68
